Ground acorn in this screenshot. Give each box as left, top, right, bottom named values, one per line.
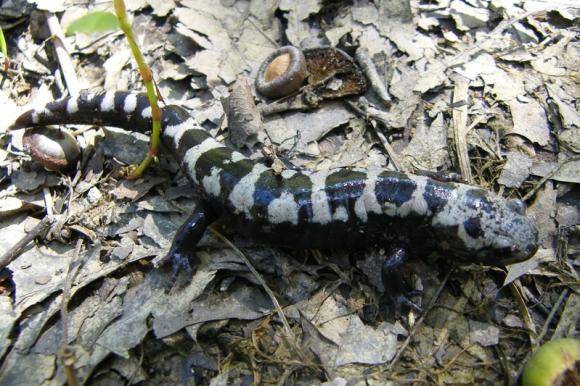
left=522, top=338, right=580, bottom=386
left=22, top=126, right=81, bottom=171
left=255, top=46, right=309, bottom=99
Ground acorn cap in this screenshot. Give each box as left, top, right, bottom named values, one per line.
left=255, top=46, right=308, bottom=99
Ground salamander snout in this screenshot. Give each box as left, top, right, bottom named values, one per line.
left=491, top=224, right=539, bottom=265
left=437, top=189, right=540, bottom=266
left=471, top=202, right=539, bottom=266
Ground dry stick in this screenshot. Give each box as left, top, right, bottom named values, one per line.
left=44, top=11, right=80, bottom=96
left=552, top=288, right=579, bottom=338
left=0, top=216, right=56, bottom=269
left=258, top=95, right=310, bottom=116
left=521, top=156, right=580, bottom=202
left=59, top=238, right=84, bottom=386
left=75, top=30, right=122, bottom=52
left=207, top=226, right=308, bottom=362
left=382, top=268, right=454, bottom=373
left=535, top=289, right=570, bottom=346
left=345, top=100, right=404, bottom=172
left=510, top=282, right=537, bottom=335
left=0, top=15, right=28, bottom=31
left=434, top=345, right=472, bottom=375
left=514, top=288, right=569, bottom=379
left=451, top=73, right=474, bottom=184
left=371, top=123, right=403, bottom=172
left=245, top=14, right=279, bottom=48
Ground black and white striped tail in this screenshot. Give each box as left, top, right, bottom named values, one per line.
left=10, top=91, right=253, bottom=202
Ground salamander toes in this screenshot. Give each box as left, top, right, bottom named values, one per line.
left=164, top=250, right=199, bottom=290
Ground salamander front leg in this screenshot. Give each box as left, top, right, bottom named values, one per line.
left=165, top=205, right=216, bottom=282
left=381, top=246, right=422, bottom=317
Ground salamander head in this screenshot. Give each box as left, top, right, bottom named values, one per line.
left=432, top=188, right=538, bottom=266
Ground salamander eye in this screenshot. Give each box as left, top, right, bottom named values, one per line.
left=464, top=217, right=484, bottom=239
left=507, top=199, right=526, bottom=215
left=255, top=46, right=309, bottom=98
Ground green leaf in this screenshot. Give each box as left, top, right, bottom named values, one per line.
left=65, top=11, right=120, bottom=36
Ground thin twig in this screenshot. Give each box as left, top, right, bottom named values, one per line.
left=383, top=267, right=454, bottom=372
left=59, top=238, right=84, bottom=386
left=535, top=289, right=569, bottom=345
left=0, top=215, right=56, bottom=269
left=61, top=238, right=84, bottom=343
left=44, top=11, right=80, bottom=96
left=207, top=226, right=308, bottom=361
left=522, top=156, right=580, bottom=202
left=345, top=99, right=404, bottom=172
left=510, top=282, right=537, bottom=335
left=246, top=14, right=279, bottom=48
left=514, top=288, right=569, bottom=379
left=451, top=73, right=474, bottom=184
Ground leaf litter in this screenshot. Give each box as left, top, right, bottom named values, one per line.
left=0, top=0, right=578, bottom=384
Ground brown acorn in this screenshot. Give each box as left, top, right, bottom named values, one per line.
left=23, top=126, right=81, bottom=171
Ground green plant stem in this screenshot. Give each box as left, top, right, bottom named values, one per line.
left=113, top=0, right=161, bottom=178
left=0, top=26, right=8, bottom=71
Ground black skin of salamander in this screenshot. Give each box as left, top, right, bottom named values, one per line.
left=10, top=91, right=539, bottom=314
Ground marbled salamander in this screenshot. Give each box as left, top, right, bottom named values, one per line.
left=11, top=91, right=538, bottom=288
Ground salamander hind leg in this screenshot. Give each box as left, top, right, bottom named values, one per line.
left=163, top=205, right=217, bottom=285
